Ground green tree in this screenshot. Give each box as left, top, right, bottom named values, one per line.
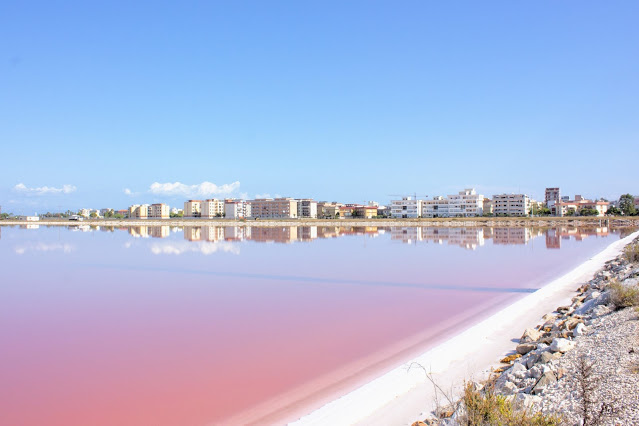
left=90, top=212, right=98, bottom=218
left=579, top=208, right=599, bottom=216
left=619, top=194, right=636, bottom=216
left=606, top=206, right=622, bottom=216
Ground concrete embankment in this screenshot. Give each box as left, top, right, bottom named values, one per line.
left=1, top=217, right=637, bottom=228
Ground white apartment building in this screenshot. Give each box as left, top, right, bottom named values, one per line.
left=448, top=189, right=484, bottom=217
left=149, top=203, right=170, bottom=219
left=492, top=194, right=530, bottom=216
left=390, top=196, right=422, bottom=218
left=297, top=199, right=318, bottom=218
left=248, top=198, right=298, bottom=219
left=201, top=199, right=225, bottom=218
left=421, top=196, right=450, bottom=218
left=224, top=200, right=251, bottom=219
left=184, top=200, right=202, bottom=217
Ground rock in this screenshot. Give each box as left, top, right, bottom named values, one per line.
left=574, top=298, right=596, bottom=315
left=500, top=353, right=522, bottom=364
left=511, top=362, right=527, bottom=374
left=586, top=290, right=601, bottom=301
left=520, top=328, right=542, bottom=343
left=529, top=365, right=543, bottom=379
left=592, top=304, right=612, bottom=318
left=531, top=371, right=557, bottom=395
left=550, top=338, right=576, bottom=353
left=513, top=393, right=542, bottom=409
left=516, top=343, right=537, bottom=355
left=572, top=323, right=587, bottom=337
left=502, top=381, right=518, bottom=395
left=563, top=317, right=583, bottom=330
left=556, top=367, right=568, bottom=380
left=526, top=352, right=542, bottom=369
left=514, top=369, right=527, bottom=380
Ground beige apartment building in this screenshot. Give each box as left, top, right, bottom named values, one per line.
left=551, top=195, right=610, bottom=217
left=201, top=199, right=224, bottom=218
left=317, top=202, right=343, bottom=218
left=129, top=204, right=149, bottom=219
left=492, top=194, right=530, bottom=216
left=184, top=200, right=202, bottom=217
left=150, top=203, right=170, bottom=219
left=248, top=198, right=298, bottom=219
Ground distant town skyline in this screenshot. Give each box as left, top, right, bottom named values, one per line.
left=2, top=2, right=638, bottom=214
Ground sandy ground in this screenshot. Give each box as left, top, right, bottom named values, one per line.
left=289, top=230, right=639, bottom=426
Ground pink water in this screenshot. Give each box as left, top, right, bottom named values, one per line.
left=0, top=225, right=631, bottom=425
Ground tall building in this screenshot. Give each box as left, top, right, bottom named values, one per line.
left=422, top=196, right=450, bottom=218
left=545, top=188, right=561, bottom=206
left=492, top=194, right=530, bottom=216
left=224, top=199, right=251, bottom=219
left=448, top=189, right=484, bottom=217
left=129, top=204, right=149, bottom=219
left=184, top=200, right=202, bottom=217
left=149, top=203, right=170, bottom=219
left=391, top=196, right=422, bottom=218
left=201, top=199, right=224, bottom=218
left=297, top=199, right=318, bottom=218
left=248, top=198, right=298, bottom=219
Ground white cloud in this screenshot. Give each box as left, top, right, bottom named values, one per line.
left=254, top=193, right=271, bottom=199
left=14, top=183, right=77, bottom=195
left=149, top=181, right=240, bottom=198
left=124, top=188, right=133, bottom=196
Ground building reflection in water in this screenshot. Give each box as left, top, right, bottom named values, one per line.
left=56, top=224, right=619, bottom=250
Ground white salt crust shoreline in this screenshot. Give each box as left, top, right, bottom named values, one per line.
left=290, top=230, right=639, bottom=426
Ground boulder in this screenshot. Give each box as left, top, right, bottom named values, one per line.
left=592, top=304, right=612, bottom=318
left=502, top=381, right=518, bottom=396
left=516, top=343, right=537, bottom=355
left=574, top=298, right=596, bottom=315
left=511, top=362, right=527, bottom=374
left=513, top=393, right=542, bottom=409
left=572, top=323, right=587, bottom=337
left=500, top=353, right=522, bottom=364
left=531, top=371, right=557, bottom=395
left=528, top=365, right=543, bottom=379
left=563, top=317, right=583, bottom=330
left=520, top=328, right=542, bottom=343
left=526, top=352, right=542, bottom=369
left=550, top=338, right=576, bottom=353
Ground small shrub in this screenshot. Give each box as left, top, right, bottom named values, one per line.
left=624, top=243, right=639, bottom=263
left=608, top=280, right=639, bottom=310
left=459, top=382, right=561, bottom=425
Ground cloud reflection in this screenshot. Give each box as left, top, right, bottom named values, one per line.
left=15, top=242, right=75, bottom=255
left=149, top=241, right=240, bottom=256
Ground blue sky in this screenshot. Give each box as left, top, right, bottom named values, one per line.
left=1, top=1, right=638, bottom=214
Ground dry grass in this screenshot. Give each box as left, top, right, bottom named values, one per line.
left=608, top=280, right=639, bottom=310
left=458, top=382, right=561, bottom=425
left=624, top=243, right=639, bottom=263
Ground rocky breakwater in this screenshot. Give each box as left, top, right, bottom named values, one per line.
left=491, top=239, right=639, bottom=424
left=415, top=237, right=639, bottom=425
